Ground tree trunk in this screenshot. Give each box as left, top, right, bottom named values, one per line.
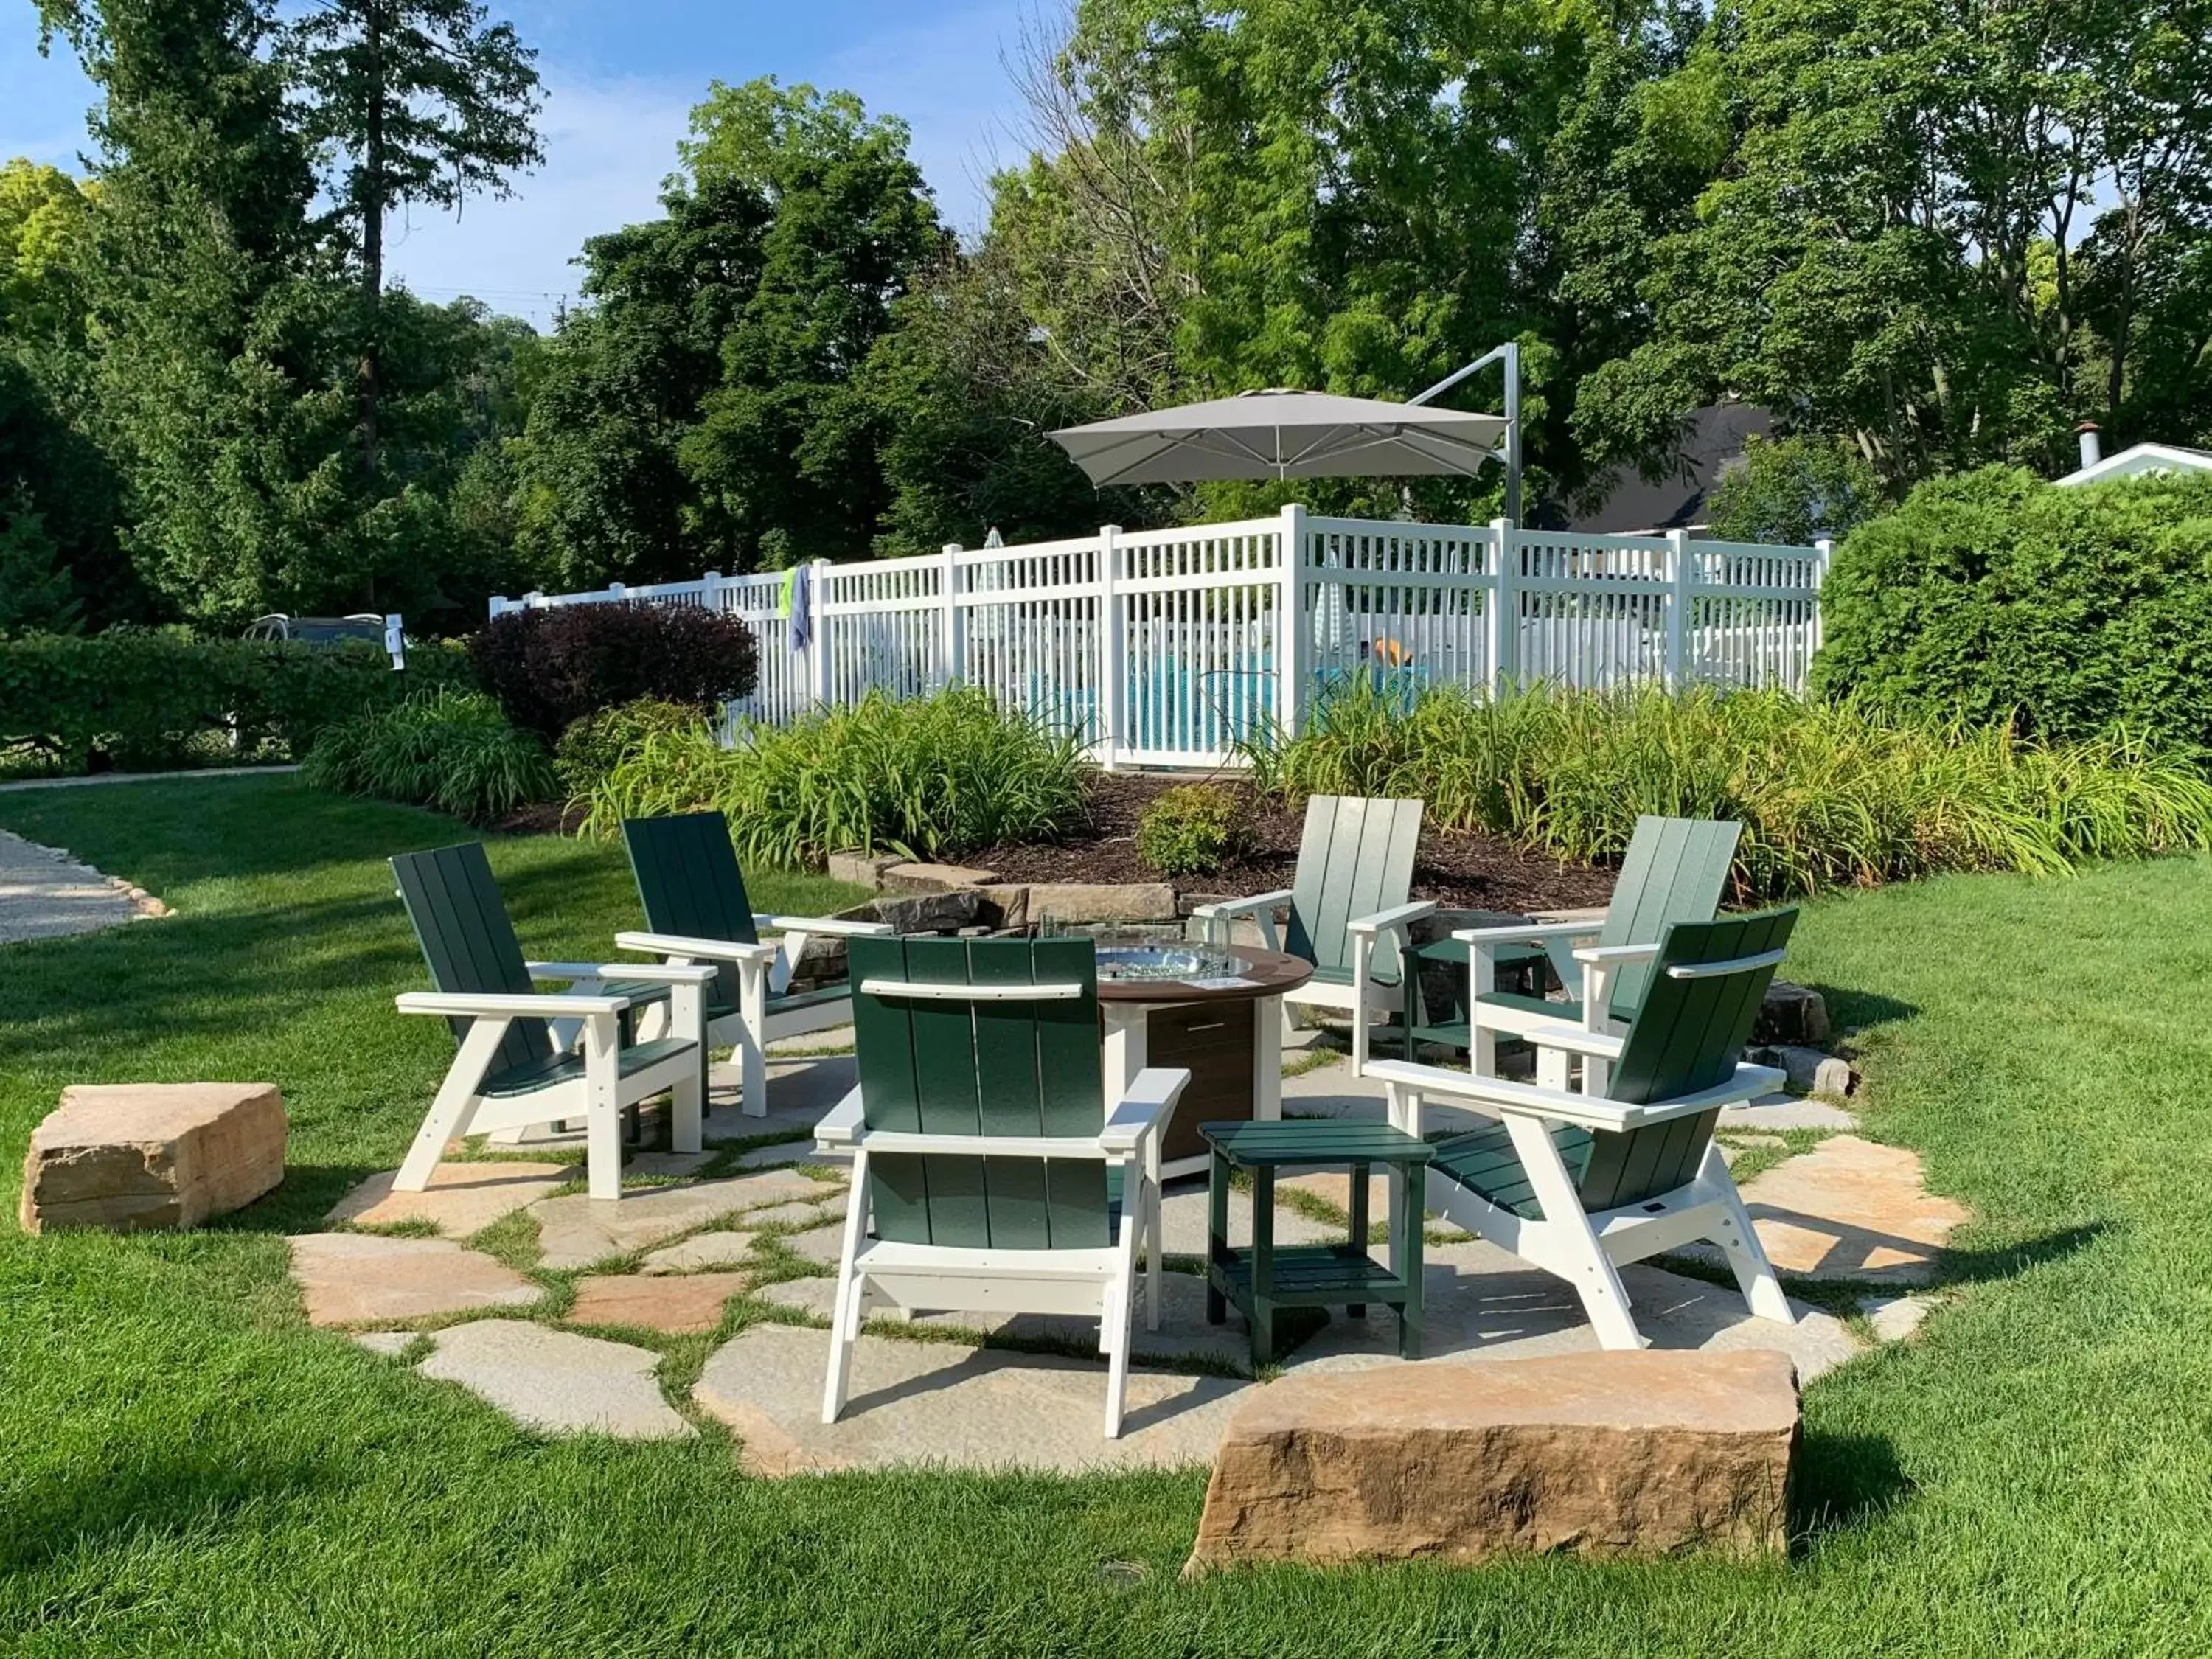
left=359, top=0, right=384, bottom=485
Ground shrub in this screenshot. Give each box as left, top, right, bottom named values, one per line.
left=581, top=686, right=1088, bottom=867
left=0, top=629, right=469, bottom=772
left=468, top=604, right=759, bottom=741
left=554, top=698, right=713, bottom=796
left=1812, top=466, right=2212, bottom=751
left=1705, top=433, right=1884, bottom=546
left=1135, top=784, right=1249, bottom=877
left=302, top=689, right=554, bottom=824
left=1243, top=678, right=2212, bottom=902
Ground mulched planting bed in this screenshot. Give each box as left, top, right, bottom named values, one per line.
left=972, top=772, right=1616, bottom=914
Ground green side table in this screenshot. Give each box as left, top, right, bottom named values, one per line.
left=1199, top=1119, right=1436, bottom=1366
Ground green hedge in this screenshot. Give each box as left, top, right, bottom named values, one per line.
left=0, top=630, right=470, bottom=772
left=1811, top=467, right=2212, bottom=751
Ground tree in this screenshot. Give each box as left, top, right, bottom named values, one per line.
left=674, top=80, right=949, bottom=565
left=279, top=0, right=542, bottom=481
left=1705, top=434, right=1882, bottom=545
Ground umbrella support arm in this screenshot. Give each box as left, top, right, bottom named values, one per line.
left=1411, top=343, right=1520, bottom=525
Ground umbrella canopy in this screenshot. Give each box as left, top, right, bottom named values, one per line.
left=1050, top=389, right=1509, bottom=487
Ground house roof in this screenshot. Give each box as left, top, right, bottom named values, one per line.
left=2055, top=441, right=2212, bottom=487
left=1563, top=405, right=1773, bottom=534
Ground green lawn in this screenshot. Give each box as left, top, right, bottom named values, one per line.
left=4, top=776, right=2211, bottom=1655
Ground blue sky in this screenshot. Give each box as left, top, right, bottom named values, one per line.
left=0, top=1, right=1037, bottom=325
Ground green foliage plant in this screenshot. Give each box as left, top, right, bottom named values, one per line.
left=1134, top=783, right=1249, bottom=877
left=1812, top=467, right=2212, bottom=751
left=581, top=685, right=1088, bottom=867
left=553, top=697, right=711, bottom=797
left=302, top=687, right=552, bottom=822
left=1243, top=676, right=2212, bottom=902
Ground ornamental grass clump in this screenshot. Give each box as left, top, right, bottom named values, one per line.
left=302, top=689, right=554, bottom=824
left=1242, top=678, right=2212, bottom=902
left=582, top=686, right=1088, bottom=867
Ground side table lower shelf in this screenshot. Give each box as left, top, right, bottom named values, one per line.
left=1206, top=1242, right=1424, bottom=1366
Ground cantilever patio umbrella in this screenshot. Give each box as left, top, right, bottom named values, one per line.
left=1049, top=389, right=1509, bottom=487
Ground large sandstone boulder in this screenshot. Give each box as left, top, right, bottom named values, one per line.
left=1186, top=1349, right=1798, bottom=1573
left=1026, top=881, right=1178, bottom=924
left=21, top=1082, right=285, bottom=1234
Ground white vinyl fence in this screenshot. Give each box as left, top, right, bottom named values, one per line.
left=490, top=507, right=1830, bottom=769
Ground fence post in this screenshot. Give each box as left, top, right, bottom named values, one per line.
left=1486, top=518, right=1517, bottom=697
left=1096, top=525, right=1122, bottom=769
left=939, top=544, right=964, bottom=689
left=523, top=590, right=545, bottom=610
left=487, top=594, right=510, bottom=619
left=701, top=570, right=723, bottom=612
left=1811, top=538, right=1833, bottom=658
left=1278, top=503, right=1306, bottom=742
left=1664, top=529, right=1691, bottom=689
left=808, top=557, right=834, bottom=706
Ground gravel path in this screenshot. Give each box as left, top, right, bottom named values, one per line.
left=0, top=830, right=158, bottom=944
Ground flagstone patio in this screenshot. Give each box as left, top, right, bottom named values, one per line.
left=315, top=1043, right=1961, bottom=1470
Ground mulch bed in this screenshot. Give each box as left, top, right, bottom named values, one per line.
left=973, top=773, right=1616, bottom=915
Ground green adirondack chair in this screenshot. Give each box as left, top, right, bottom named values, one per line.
left=1368, top=815, right=1742, bottom=1086
left=1193, top=795, right=1431, bottom=1042
left=1365, top=908, right=1798, bottom=1349
left=813, top=936, right=1189, bottom=1439
left=389, top=843, right=716, bottom=1202
left=615, top=812, right=894, bottom=1117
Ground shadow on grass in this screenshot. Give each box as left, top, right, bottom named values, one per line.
left=1931, top=1222, right=2109, bottom=1290
left=0, top=1447, right=342, bottom=1573
left=1801, top=984, right=1919, bottom=1034
left=1792, top=1429, right=1915, bottom=1545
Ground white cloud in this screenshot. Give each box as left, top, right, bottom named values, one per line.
left=384, top=72, right=695, bottom=326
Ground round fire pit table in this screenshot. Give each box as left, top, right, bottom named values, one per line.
left=1093, top=945, right=1315, bottom=1180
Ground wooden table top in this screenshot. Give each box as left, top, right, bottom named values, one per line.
left=1091, top=944, right=1315, bottom=1005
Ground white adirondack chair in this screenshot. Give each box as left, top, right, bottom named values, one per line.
left=815, top=935, right=1188, bottom=1439
left=390, top=843, right=715, bottom=1202
left=1365, top=910, right=1798, bottom=1350
left=616, top=811, right=894, bottom=1116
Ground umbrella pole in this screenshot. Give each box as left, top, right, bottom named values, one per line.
left=1411, top=342, right=1520, bottom=524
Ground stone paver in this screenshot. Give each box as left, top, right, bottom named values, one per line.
left=779, top=1222, right=854, bottom=1266
left=1279, top=1167, right=1394, bottom=1220
left=1160, top=1184, right=1340, bottom=1255
left=0, top=830, right=145, bottom=943
left=529, top=1168, right=841, bottom=1268
left=419, top=1320, right=692, bottom=1439
left=327, top=1161, right=571, bottom=1236
left=1865, top=1293, right=1936, bottom=1342
left=1719, top=1094, right=1857, bottom=1131
left=753, top=1276, right=841, bottom=1320
left=744, top=1198, right=845, bottom=1230
left=694, top=1323, right=1246, bottom=1474
left=1681, top=1134, right=1966, bottom=1284
left=624, top=1150, right=719, bottom=1180
left=641, top=1230, right=759, bottom=1274
left=731, top=1139, right=819, bottom=1169
left=288, top=1232, right=540, bottom=1326
left=567, top=1271, right=753, bottom=1334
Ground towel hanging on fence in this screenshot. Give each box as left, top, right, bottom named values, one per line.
left=785, top=563, right=813, bottom=652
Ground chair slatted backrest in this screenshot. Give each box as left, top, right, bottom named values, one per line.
left=1573, top=908, right=1798, bottom=1212
left=1283, top=796, right=1422, bottom=984
left=1546, top=815, right=1742, bottom=1020
left=391, top=843, right=550, bottom=1077
left=848, top=936, right=1110, bottom=1251
left=622, top=812, right=759, bottom=1009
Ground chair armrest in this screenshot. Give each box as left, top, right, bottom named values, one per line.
left=525, top=960, right=717, bottom=987
left=815, top=1085, right=866, bottom=1147
left=1364, top=1057, right=1782, bottom=1131
left=754, top=913, right=897, bottom=938
left=1191, top=889, right=1293, bottom=919
left=1569, top=942, right=1659, bottom=967
left=1348, top=900, right=1437, bottom=938
left=1453, top=919, right=1606, bottom=952
left=615, top=930, right=779, bottom=964
left=396, top=990, right=628, bottom=1018
left=1101, top=1066, right=1189, bottom=1152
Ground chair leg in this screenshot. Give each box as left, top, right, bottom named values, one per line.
left=821, top=1152, right=873, bottom=1424
left=1502, top=1111, right=1646, bottom=1350
left=395, top=1021, right=506, bottom=1192
left=1102, top=1217, right=1137, bottom=1439
left=669, top=984, right=706, bottom=1155
left=1140, top=1146, right=1163, bottom=1332
left=1703, top=1144, right=1794, bottom=1325
left=582, top=1014, right=624, bottom=1202
left=737, top=961, right=770, bottom=1119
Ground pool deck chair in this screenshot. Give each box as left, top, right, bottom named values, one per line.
left=390, top=843, right=714, bottom=1202
left=616, top=811, right=894, bottom=1116
left=1354, top=815, right=1741, bottom=1085
left=814, top=937, right=1189, bottom=1439
left=1366, top=910, right=1798, bottom=1351
left=1192, top=796, right=1430, bottom=1047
